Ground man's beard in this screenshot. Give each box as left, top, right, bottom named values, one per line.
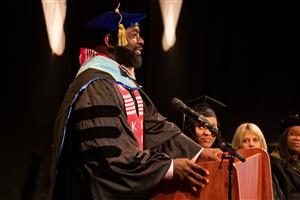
left=116, top=47, right=143, bottom=69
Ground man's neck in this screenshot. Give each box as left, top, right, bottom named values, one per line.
left=93, top=46, right=136, bottom=79
left=118, top=64, right=136, bottom=80
left=127, top=67, right=135, bottom=78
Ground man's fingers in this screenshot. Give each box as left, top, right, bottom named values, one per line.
left=173, top=158, right=211, bottom=191
left=192, top=163, right=210, bottom=176
left=185, top=164, right=210, bottom=190
left=187, top=173, right=209, bottom=189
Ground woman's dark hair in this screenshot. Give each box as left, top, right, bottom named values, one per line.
left=277, top=129, right=293, bottom=160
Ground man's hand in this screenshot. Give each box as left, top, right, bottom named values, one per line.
left=173, top=158, right=209, bottom=191
left=198, top=148, right=223, bottom=161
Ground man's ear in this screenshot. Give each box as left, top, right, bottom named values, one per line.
left=104, top=34, right=115, bottom=49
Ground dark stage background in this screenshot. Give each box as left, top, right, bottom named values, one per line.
left=1, top=0, right=299, bottom=199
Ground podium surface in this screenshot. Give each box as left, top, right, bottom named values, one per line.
left=151, top=148, right=273, bottom=200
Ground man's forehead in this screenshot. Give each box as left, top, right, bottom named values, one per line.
left=127, top=24, right=140, bottom=31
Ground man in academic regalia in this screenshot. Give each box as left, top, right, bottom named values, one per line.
left=47, top=4, right=220, bottom=200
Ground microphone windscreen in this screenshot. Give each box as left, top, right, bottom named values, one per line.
left=170, top=97, right=184, bottom=110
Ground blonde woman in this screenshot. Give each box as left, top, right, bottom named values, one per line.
left=231, top=122, right=268, bottom=151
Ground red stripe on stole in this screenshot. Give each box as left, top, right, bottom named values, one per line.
left=115, top=84, right=144, bottom=151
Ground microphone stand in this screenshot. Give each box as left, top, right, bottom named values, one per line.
left=195, top=118, right=246, bottom=200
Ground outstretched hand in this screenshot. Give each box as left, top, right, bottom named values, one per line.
left=173, top=158, right=209, bottom=191
left=198, top=147, right=223, bottom=161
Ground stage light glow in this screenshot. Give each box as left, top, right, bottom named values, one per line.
left=159, top=0, right=183, bottom=52
left=41, top=0, right=66, bottom=56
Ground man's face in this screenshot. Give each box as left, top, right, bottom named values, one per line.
left=116, top=25, right=144, bottom=68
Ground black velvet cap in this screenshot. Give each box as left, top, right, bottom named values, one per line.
left=87, top=11, right=145, bottom=32
left=280, top=114, right=300, bottom=131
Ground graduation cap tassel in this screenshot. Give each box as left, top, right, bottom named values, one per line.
left=115, top=3, right=128, bottom=46
left=118, top=23, right=127, bottom=46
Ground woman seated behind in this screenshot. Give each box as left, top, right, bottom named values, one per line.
left=182, top=95, right=226, bottom=148
left=231, top=122, right=268, bottom=151
left=270, top=114, right=300, bottom=200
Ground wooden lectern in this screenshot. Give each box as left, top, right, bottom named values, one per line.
left=150, top=148, right=273, bottom=200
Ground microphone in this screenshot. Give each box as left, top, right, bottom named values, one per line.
left=170, top=97, right=246, bottom=162
left=170, top=97, right=217, bottom=133
left=220, top=142, right=246, bottom=162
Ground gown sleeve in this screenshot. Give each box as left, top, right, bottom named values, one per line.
left=72, top=78, right=201, bottom=199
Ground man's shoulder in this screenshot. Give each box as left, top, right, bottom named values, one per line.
left=69, top=68, right=115, bottom=90
left=77, top=68, right=114, bottom=82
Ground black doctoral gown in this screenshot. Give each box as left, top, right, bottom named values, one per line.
left=48, top=69, right=202, bottom=200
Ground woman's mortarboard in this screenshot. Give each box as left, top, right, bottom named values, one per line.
left=182, top=95, right=226, bottom=130
left=87, top=5, right=145, bottom=46
left=185, top=95, right=226, bottom=112
left=280, top=114, right=300, bottom=132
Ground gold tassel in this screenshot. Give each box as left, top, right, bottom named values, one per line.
left=118, top=23, right=128, bottom=46
left=115, top=2, right=128, bottom=46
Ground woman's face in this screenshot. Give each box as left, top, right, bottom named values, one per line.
left=286, top=126, right=300, bottom=156
left=240, top=130, right=261, bottom=149
left=194, top=116, right=217, bottom=148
